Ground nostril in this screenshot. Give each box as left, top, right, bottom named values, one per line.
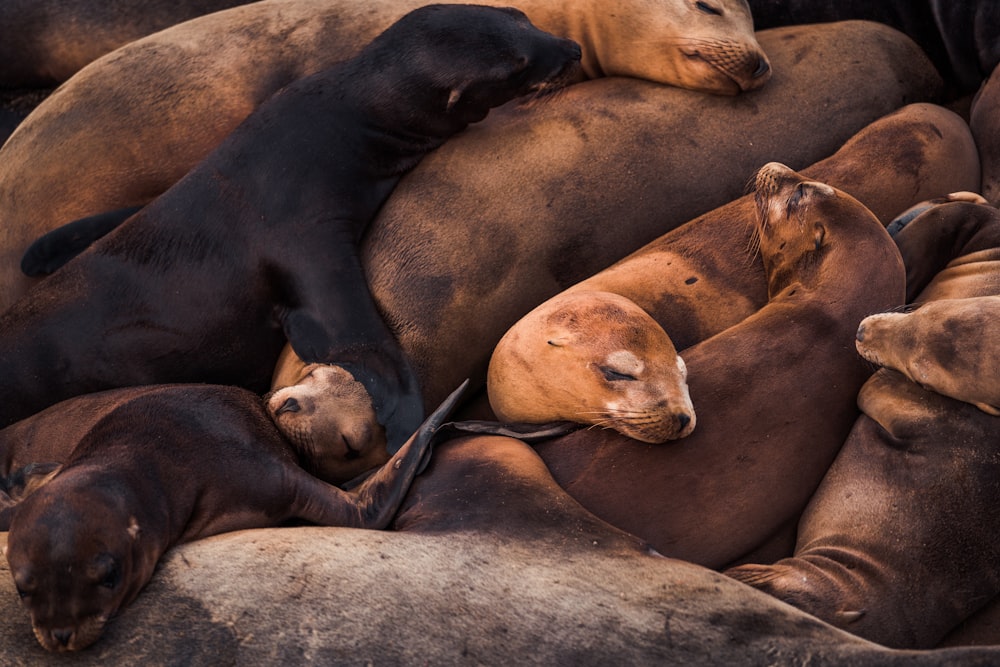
left=276, top=397, right=300, bottom=415
left=856, top=325, right=866, bottom=342
left=752, top=58, right=770, bottom=78
left=677, top=413, right=691, bottom=429
left=53, top=628, right=72, bottom=646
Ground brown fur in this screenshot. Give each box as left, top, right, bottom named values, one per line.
left=530, top=163, right=904, bottom=568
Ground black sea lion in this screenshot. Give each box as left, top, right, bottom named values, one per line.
left=524, top=163, right=905, bottom=568
left=0, top=20, right=927, bottom=314
left=1, top=381, right=465, bottom=652
left=0, top=5, right=581, bottom=452
left=746, top=0, right=1000, bottom=95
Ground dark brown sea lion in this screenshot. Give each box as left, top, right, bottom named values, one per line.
left=486, top=290, right=695, bottom=442
left=0, top=5, right=581, bottom=452
left=746, top=0, right=1000, bottom=95
left=1, top=381, right=464, bottom=652
left=525, top=162, right=904, bottom=568
left=0, top=20, right=933, bottom=314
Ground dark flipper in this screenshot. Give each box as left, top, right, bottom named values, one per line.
left=21, top=205, right=142, bottom=276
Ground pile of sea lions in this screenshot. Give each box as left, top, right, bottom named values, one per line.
left=2, top=0, right=1000, bottom=662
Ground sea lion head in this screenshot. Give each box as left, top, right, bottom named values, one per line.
left=267, top=363, right=389, bottom=485
left=589, top=0, right=771, bottom=93
left=856, top=296, right=1000, bottom=416
left=752, top=161, right=880, bottom=296
left=488, top=290, right=695, bottom=443
left=6, top=480, right=155, bottom=652
left=373, top=4, right=582, bottom=128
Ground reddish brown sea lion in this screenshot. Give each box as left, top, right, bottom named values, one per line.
left=525, top=162, right=904, bottom=568
left=0, top=5, right=581, bottom=453
left=726, top=199, right=1000, bottom=649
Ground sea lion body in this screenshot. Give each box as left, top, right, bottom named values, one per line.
left=971, top=64, right=1000, bottom=206
left=726, top=198, right=1000, bottom=649
left=0, top=20, right=932, bottom=314
left=2, top=382, right=464, bottom=652
left=747, top=0, right=1000, bottom=95
left=0, top=5, right=580, bottom=450
left=487, top=290, right=695, bottom=443
left=0, top=0, right=254, bottom=88
left=527, top=163, right=905, bottom=568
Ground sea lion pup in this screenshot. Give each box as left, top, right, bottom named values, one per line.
left=2, top=381, right=466, bottom=653
left=266, top=346, right=389, bottom=484
left=0, top=5, right=581, bottom=452
left=486, top=290, right=695, bottom=442
left=855, top=296, right=1000, bottom=415
left=525, top=163, right=905, bottom=568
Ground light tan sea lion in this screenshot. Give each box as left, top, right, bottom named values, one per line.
left=486, top=290, right=695, bottom=443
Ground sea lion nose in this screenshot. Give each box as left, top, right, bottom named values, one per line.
left=276, top=397, right=300, bottom=415
left=856, top=323, right=866, bottom=342
left=677, top=413, right=691, bottom=429
left=752, top=57, right=770, bottom=79
left=52, top=628, right=73, bottom=647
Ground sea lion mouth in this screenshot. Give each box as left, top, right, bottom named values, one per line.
left=681, top=40, right=772, bottom=93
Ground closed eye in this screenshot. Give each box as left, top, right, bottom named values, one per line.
left=601, top=367, right=636, bottom=382
left=696, top=1, right=722, bottom=15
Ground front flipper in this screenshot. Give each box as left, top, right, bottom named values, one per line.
left=283, top=307, right=424, bottom=456
left=21, top=205, right=142, bottom=276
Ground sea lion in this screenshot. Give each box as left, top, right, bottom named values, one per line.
left=1, top=381, right=465, bottom=653
left=0, top=0, right=255, bottom=88
left=746, top=0, right=1000, bottom=95
left=0, top=0, right=769, bottom=91
left=725, top=197, right=1000, bottom=649
left=855, top=296, right=1000, bottom=415
left=6, top=435, right=1000, bottom=662
left=486, top=290, right=695, bottom=443
left=524, top=162, right=905, bottom=568
left=266, top=346, right=389, bottom=484
left=0, top=5, right=581, bottom=453
left=725, top=370, right=1000, bottom=649
left=0, top=20, right=926, bottom=314
left=971, top=63, right=1000, bottom=206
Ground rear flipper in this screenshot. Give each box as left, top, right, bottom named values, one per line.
left=0, top=462, right=62, bottom=530
left=21, top=205, right=142, bottom=276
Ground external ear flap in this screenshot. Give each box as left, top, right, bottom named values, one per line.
left=446, top=87, right=463, bottom=112
left=814, top=224, right=826, bottom=250
left=546, top=336, right=571, bottom=347
left=127, top=517, right=141, bottom=541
